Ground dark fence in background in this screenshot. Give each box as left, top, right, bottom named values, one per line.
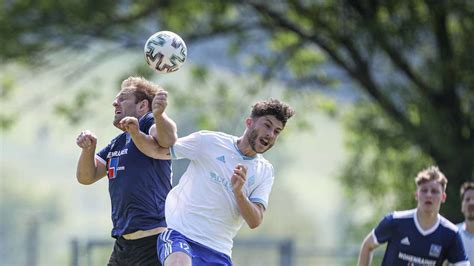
left=70, top=237, right=384, bottom=266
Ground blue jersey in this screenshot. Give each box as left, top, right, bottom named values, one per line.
left=96, top=112, right=172, bottom=237
left=373, top=209, right=469, bottom=266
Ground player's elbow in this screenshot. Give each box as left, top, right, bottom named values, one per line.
left=158, top=134, right=177, bottom=148
left=77, top=177, right=94, bottom=185
left=247, top=218, right=263, bottom=229
left=76, top=174, right=98, bottom=185
left=249, top=224, right=260, bottom=229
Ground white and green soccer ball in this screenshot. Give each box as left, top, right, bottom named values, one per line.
left=144, top=31, right=187, bottom=74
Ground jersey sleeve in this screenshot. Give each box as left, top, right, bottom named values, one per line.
left=447, top=232, right=470, bottom=265
left=373, top=213, right=395, bottom=245
left=139, top=112, right=154, bottom=135
left=96, top=142, right=112, bottom=166
left=248, top=165, right=274, bottom=210
left=170, top=131, right=202, bottom=160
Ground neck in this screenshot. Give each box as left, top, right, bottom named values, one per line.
left=236, top=138, right=256, bottom=157
left=465, top=219, right=474, bottom=233
left=416, top=208, right=438, bottom=230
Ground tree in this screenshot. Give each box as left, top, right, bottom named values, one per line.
left=1, top=0, right=473, bottom=221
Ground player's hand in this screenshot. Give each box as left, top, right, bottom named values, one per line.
left=231, top=164, right=247, bottom=193
left=76, top=130, right=97, bottom=151
left=152, top=90, right=168, bottom=117
left=120, top=116, right=139, bottom=135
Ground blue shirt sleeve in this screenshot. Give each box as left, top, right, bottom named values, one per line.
left=97, top=142, right=112, bottom=163
left=447, top=231, right=469, bottom=264
left=139, top=112, right=154, bottom=135
left=373, top=213, right=394, bottom=244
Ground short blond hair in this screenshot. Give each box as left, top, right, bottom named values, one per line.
left=415, top=166, right=448, bottom=191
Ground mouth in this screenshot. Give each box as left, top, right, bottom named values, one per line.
left=115, top=110, right=122, bottom=115
left=259, top=137, right=269, bottom=147
left=424, top=201, right=433, bottom=206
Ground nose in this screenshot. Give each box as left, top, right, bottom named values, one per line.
left=112, top=99, right=118, bottom=107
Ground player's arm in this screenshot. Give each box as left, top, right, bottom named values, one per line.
left=120, top=117, right=172, bottom=160
left=232, top=165, right=264, bottom=229
left=76, top=130, right=107, bottom=185
left=152, top=90, right=178, bottom=148
left=358, top=231, right=379, bottom=266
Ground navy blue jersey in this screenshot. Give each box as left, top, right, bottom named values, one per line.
left=373, top=209, right=469, bottom=266
left=96, top=112, right=172, bottom=237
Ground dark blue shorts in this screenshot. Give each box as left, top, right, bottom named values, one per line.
left=157, top=229, right=232, bottom=266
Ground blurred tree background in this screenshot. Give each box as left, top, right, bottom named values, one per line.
left=1, top=0, right=473, bottom=264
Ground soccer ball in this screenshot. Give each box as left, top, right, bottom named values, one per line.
left=144, top=31, right=187, bottom=74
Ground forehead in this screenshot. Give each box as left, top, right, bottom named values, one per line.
left=417, top=180, right=443, bottom=190
left=115, top=89, right=135, bottom=98
left=256, top=115, right=283, bottom=129
left=463, top=188, right=474, bottom=199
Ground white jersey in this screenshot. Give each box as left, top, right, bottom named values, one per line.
left=165, top=130, right=274, bottom=257
left=457, top=222, right=474, bottom=266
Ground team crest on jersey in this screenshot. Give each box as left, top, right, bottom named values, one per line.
left=429, top=244, right=442, bottom=258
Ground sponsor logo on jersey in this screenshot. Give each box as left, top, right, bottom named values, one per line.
left=209, top=172, right=233, bottom=191
left=401, top=237, right=410, bottom=246
left=107, top=148, right=128, bottom=158
left=398, top=252, right=436, bottom=265
left=429, top=244, right=442, bottom=258
left=107, top=158, right=125, bottom=179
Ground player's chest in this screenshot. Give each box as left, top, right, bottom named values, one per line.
left=393, top=228, right=446, bottom=262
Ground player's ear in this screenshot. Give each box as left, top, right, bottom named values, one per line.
left=245, top=117, right=253, bottom=128
left=138, top=99, right=149, bottom=112
left=441, top=192, right=447, bottom=203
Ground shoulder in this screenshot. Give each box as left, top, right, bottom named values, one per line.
left=439, top=215, right=459, bottom=233
left=198, top=130, right=234, bottom=139
left=197, top=130, right=236, bottom=143
left=456, top=222, right=465, bottom=231
left=392, top=209, right=416, bottom=220
left=255, top=154, right=273, bottom=169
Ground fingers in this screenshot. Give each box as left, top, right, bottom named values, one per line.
left=232, top=164, right=247, bottom=182
left=76, top=130, right=97, bottom=149
left=119, top=116, right=139, bottom=132
left=152, top=90, right=168, bottom=115
left=234, top=164, right=247, bottom=178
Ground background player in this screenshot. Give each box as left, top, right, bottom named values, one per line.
left=75, top=76, right=177, bottom=265
left=357, top=166, right=469, bottom=266
left=456, top=182, right=474, bottom=265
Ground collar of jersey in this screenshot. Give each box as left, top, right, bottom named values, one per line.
left=233, top=139, right=256, bottom=160
left=413, top=210, right=440, bottom=236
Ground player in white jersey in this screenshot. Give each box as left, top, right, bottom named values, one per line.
left=125, top=99, right=295, bottom=265
left=457, top=182, right=474, bottom=265
left=358, top=166, right=469, bottom=266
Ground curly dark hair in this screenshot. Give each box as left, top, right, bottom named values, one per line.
left=250, top=99, right=295, bottom=127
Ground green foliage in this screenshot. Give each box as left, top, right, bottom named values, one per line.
left=341, top=101, right=434, bottom=238
left=1, top=0, right=473, bottom=225
left=54, top=87, right=101, bottom=125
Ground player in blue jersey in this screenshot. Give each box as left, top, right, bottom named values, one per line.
left=456, top=182, right=474, bottom=265
left=75, top=76, right=177, bottom=265
left=358, top=166, right=469, bottom=266
left=124, top=98, right=295, bottom=266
